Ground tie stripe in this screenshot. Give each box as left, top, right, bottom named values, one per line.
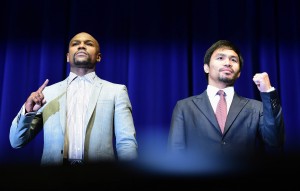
left=215, top=90, right=227, bottom=134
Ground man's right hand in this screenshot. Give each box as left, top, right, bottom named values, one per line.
left=25, top=79, right=49, bottom=113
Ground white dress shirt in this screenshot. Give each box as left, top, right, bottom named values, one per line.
left=66, top=72, right=95, bottom=160
left=206, top=85, right=234, bottom=114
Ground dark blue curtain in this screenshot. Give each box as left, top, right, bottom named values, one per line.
left=0, top=0, right=299, bottom=168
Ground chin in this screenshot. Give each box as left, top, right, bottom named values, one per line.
left=74, top=60, right=92, bottom=66
left=220, top=77, right=235, bottom=84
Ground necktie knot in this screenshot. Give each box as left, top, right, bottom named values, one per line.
left=217, top=90, right=225, bottom=97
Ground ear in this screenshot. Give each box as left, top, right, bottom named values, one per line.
left=97, top=53, right=101, bottom=62
left=66, top=53, right=69, bottom=62
left=204, top=64, right=209, bottom=73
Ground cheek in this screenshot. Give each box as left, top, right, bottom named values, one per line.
left=211, top=64, right=219, bottom=72
left=233, top=64, right=240, bottom=71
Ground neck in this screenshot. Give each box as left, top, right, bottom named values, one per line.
left=209, top=83, right=232, bottom=90
left=71, top=68, right=95, bottom=76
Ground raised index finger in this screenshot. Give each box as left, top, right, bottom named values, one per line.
left=37, top=79, right=49, bottom=92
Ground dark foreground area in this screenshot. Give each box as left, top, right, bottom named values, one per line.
left=0, top=154, right=298, bottom=190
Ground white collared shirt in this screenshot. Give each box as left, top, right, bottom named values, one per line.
left=66, top=72, right=95, bottom=160
left=206, top=85, right=234, bottom=114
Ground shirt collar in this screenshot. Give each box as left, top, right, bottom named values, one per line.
left=67, top=72, right=96, bottom=86
left=207, top=85, right=234, bottom=98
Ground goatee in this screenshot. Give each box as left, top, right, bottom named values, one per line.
left=74, top=59, right=94, bottom=69
left=219, top=76, right=236, bottom=86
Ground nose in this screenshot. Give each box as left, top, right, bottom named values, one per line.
left=78, top=42, right=86, bottom=49
left=224, top=58, right=232, bottom=67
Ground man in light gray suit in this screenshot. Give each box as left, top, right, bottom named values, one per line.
left=9, top=32, right=138, bottom=166
left=168, top=40, right=284, bottom=168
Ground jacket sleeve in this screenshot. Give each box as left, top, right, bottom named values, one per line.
left=168, top=101, right=186, bottom=153
left=9, top=105, right=43, bottom=148
left=114, top=85, right=138, bottom=160
left=260, top=90, right=285, bottom=154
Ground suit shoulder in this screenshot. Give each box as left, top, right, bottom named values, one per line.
left=100, top=79, right=123, bottom=86
left=43, top=80, right=66, bottom=93
left=236, top=94, right=262, bottom=106
left=176, top=94, right=203, bottom=105
left=100, top=79, right=125, bottom=87
left=98, top=78, right=127, bottom=91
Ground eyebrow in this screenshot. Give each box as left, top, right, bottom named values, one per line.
left=70, top=40, right=95, bottom=44
left=215, top=53, right=238, bottom=59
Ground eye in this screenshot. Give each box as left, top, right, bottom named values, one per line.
left=71, top=41, right=79, bottom=46
left=85, top=41, right=94, bottom=46
left=217, top=56, right=224, bottom=60
left=231, top=58, right=238, bottom=63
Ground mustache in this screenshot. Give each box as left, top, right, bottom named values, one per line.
left=74, top=50, right=88, bottom=56
left=219, top=67, right=234, bottom=73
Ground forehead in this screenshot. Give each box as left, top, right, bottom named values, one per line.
left=70, top=33, right=97, bottom=43
left=212, top=48, right=238, bottom=57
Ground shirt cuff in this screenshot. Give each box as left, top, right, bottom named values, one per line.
left=21, top=106, right=26, bottom=115
left=21, top=105, right=37, bottom=116
left=267, top=87, right=275, bottom=92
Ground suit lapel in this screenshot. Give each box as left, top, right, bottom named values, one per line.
left=192, top=91, right=220, bottom=131
left=58, top=79, right=68, bottom=134
left=192, top=91, right=249, bottom=135
left=84, top=77, right=103, bottom=129
left=223, top=93, right=248, bottom=133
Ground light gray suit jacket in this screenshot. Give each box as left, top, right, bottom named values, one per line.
left=10, top=75, right=138, bottom=166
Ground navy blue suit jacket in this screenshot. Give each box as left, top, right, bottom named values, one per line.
left=168, top=90, right=285, bottom=163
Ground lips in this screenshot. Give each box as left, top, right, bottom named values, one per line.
left=75, top=51, right=88, bottom=57
left=220, top=68, right=233, bottom=73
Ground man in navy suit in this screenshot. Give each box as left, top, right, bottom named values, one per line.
left=168, top=40, right=284, bottom=169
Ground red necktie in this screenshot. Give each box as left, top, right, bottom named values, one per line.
left=215, top=90, right=227, bottom=134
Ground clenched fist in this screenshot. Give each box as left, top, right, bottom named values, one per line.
left=253, top=72, right=272, bottom=92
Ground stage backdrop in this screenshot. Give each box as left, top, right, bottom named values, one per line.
left=0, top=0, right=299, bottom=168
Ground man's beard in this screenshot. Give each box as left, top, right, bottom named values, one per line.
left=73, top=58, right=94, bottom=69
left=218, top=74, right=238, bottom=86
